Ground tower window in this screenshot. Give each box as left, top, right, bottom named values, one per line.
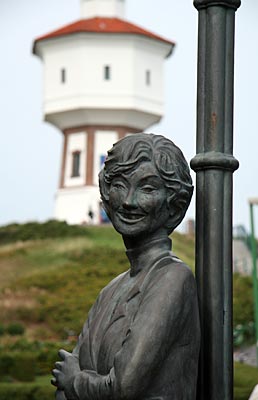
left=61, top=68, right=66, bottom=83
left=104, top=65, right=111, bottom=80
left=71, top=151, right=81, bottom=177
left=146, top=70, right=151, bottom=86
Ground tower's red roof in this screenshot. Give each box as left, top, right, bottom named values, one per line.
left=33, top=17, right=175, bottom=54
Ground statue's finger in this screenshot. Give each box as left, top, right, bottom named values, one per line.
left=58, top=349, right=70, bottom=360
left=51, top=377, right=57, bottom=387
left=52, top=368, right=61, bottom=378
left=55, top=361, right=63, bottom=370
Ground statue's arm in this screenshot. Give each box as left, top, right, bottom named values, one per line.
left=72, top=289, right=102, bottom=358
left=52, top=292, right=102, bottom=399
left=71, top=273, right=123, bottom=358
left=70, top=266, right=195, bottom=400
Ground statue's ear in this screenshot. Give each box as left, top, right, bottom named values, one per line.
left=101, top=200, right=111, bottom=220
left=166, top=194, right=184, bottom=231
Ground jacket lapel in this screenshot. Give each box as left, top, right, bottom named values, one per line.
left=107, top=281, right=142, bottom=329
left=109, top=303, right=126, bottom=326
left=105, top=263, right=160, bottom=331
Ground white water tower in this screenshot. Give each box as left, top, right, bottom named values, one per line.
left=33, top=0, right=175, bottom=224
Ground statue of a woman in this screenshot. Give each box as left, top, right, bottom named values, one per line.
left=52, top=133, right=200, bottom=400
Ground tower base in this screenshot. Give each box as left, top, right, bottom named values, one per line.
left=54, top=186, right=108, bottom=225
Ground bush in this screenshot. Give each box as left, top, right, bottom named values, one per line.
left=0, top=354, right=13, bottom=376
left=6, top=322, right=25, bottom=336
left=233, top=274, right=254, bottom=328
left=10, top=353, right=36, bottom=382
left=0, top=338, right=73, bottom=353
left=36, top=349, right=60, bottom=375
left=0, top=324, right=5, bottom=336
left=0, top=352, right=36, bottom=382
left=32, top=385, right=55, bottom=400
left=0, top=220, right=89, bottom=245
left=0, top=341, right=74, bottom=379
left=234, top=362, right=258, bottom=400
left=0, top=381, right=54, bottom=400
left=0, top=385, right=33, bottom=400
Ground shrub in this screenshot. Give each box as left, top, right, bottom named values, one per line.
left=36, top=349, right=59, bottom=376
left=0, top=385, right=32, bottom=400
left=0, top=354, right=14, bottom=376
left=0, top=220, right=88, bottom=245
left=10, top=353, right=36, bottom=382
left=233, top=274, right=254, bottom=328
left=0, top=352, right=36, bottom=382
left=234, top=362, right=258, bottom=400
left=32, top=385, right=55, bottom=400
left=0, top=341, right=74, bottom=379
left=0, top=324, right=5, bottom=336
left=6, top=322, right=25, bottom=336
left=0, top=382, right=54, bottom=400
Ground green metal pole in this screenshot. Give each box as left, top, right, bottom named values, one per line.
left=250, top=203, right=258, bottom=366
left=191, top=1, right=240, bottom=399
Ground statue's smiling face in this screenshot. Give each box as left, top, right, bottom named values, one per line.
left=108, top=162, right=170, bottom=238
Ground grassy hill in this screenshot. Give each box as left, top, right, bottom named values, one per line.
left=0, top=221, right=195, bottom=340
left=0, top=221, right=254, bottom=340
left=0, top=221, right=257, bottom=400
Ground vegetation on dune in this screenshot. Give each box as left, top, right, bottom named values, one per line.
left=233, top=273, right=254, bottom=327
left=0, top=221, right=256, bottom=399
left=234, top=362, right=258, bottom=400
left=0, top=220, right=90, bottom=245
left=0, top=375, right=55, bottom=400
left=0, top=221, right=254, bottom=340
left=0, top=363, right=256, bottom=400
left=0, top=221, right=195, bottom=340
left=0, top=245, right=127, bottom=338
left=0, top=340, right=75, bottom=382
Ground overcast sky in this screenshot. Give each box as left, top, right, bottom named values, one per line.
left=1, top=0, right=258, bottom=231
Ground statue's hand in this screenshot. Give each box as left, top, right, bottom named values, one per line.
left=52, top=349, right=80, bottom=398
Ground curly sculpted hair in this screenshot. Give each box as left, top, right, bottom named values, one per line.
left=99, top=133, right=193, bottom=233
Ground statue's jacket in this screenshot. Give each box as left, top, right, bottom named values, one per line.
left=69, top=238, right=200, bottom=400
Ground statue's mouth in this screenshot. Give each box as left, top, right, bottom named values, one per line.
left=118, top=211, right=145, bottom=223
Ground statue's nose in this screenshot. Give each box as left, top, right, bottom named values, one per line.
left=122, top=190, right=137, bottom=210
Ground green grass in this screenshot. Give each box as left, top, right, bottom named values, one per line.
left=0, top=221, right=253, bottom=340
left=234, top=362, right=258, bottom=399
left=0, top=375, right=55, bottom=400
left=0, top=220, right=92, bottom=245
left=0, top=363, right=256, bottom=400
left=172, top=232, right=195, bottom=271
left=233, top=273, right=254, bottom=327
left=0, top=222, right=195, bottom=339
left=0, top=245, right=128, bottom=337
left=0, top=222, right=256, bottom=398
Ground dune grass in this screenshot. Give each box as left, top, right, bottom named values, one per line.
left=0, top=222, right=256, bottom=398
left=0, top=223, right=194, bottom=339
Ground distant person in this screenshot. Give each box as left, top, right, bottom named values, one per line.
left=88, top=209, right=94, bottom=223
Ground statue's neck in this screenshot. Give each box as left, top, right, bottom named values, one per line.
left=125, top=236, right=172, bottom=277
left=123, top=228, right=170, bottom=250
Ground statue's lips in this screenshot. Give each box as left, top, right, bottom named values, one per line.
left=117, top=211, right=146, bottom=224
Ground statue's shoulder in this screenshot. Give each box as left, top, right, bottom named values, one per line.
left=98, top=270, right=129, bottom=297
left=152, top=252, right=195, bottom=289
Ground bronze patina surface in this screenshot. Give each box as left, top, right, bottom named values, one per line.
left=52, top=133, right=200, bottom=400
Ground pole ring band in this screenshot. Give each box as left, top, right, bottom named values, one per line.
left=193, top=0, right=241, bottom=10
left=190, top=151, right=239, bottom=172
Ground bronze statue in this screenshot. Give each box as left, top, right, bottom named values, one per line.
left=52, top=133, right=200, bottom=400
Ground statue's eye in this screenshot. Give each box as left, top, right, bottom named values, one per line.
left=141, top=185, right=156, bottom=193
left=112, top=182, right=126, bottom=190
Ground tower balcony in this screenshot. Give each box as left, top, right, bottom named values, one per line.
left=44, top=102, right=162, bottom=131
